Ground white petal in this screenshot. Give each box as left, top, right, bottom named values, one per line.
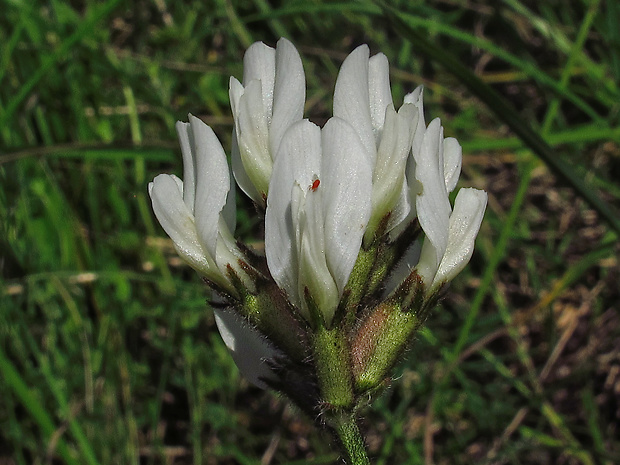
left=175, top=121, right=195, bottom=210
left=290, top=176, right=306, bottom=266
left=385, top=181, right=412, bottom=239
left=189, top=115, right=230, bottom=260
left=384, top=86, right=426, bottom=241
left=229, top=78, right=257, bottom=202
left=228, top=76, right=244, bottom=122
left=404, top=85, right=423, bottom=105
left=443, top=137, right=462, bottom=193
left=221, top=168, right=237, bottom=234
left=230, top=127, right=262, bottom=205
left=236, top=79, right=272, bottom=196
left=388, top=153, right=419, bottom=241
left=297, top=184, right=339, bottom=323
left=432, top=188, right=487, bottom=289
left=405, top=86, right=426, bottom=157
left=368, top=104, right=415, bottom=237
left=414, top=118, right=451, bottom=282
left=368, top=53, right=393, bottom=135
left=321, top=117, right=373, bottom=296
left=149, top=174, right=213, bottom=273
left=265, top=120, right=322, bottom=308
left=415, top=234, right=441, bottom=286
left=333, top=45, right=376, bottom=161
left=242, top=41, right=276, bottom=120
left=214, top=309, right=280, bottom=389
left=270, top=38, right=305, bottom=158
left=390, top=85, right=426, bottom=239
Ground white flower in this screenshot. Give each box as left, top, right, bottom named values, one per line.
left=148, top=114, right=248, bottom=293
left=265, top=118, right=373, bottom=325
left=413, top=118, right=487, bottom=292
left=333, top=45, right=426, bottom=240
left=229, top=38, right=306, bottom=205
left=150, top=114, right=276, bottom=387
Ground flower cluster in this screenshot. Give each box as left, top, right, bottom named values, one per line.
left=149, top=38, right=486, bottom=410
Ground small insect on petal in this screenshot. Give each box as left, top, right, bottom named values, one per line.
left=309, top=176, right=320, bottom=192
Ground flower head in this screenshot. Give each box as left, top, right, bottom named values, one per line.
left=149, top=39, right=487, bottom=394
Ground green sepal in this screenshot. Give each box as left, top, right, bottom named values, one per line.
left=350, top=270, right=431, bottom=393
left=313, top=323, right=354, bottom=411
left=351, top=300, right=419, bottom=393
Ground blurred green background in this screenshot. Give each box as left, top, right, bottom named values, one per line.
left=1, top=0, right=619, bottom=464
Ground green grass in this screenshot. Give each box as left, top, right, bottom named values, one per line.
left=1, top=0, right=619, bottom=463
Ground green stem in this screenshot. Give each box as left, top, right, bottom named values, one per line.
left=332, top=414, right=371, bottom=465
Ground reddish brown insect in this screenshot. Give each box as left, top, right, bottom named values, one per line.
left=309, top=177, right=320, bottom=192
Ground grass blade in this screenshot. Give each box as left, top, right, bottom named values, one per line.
left=379, top=1, right=620, bottom=237
left=0, top=346, right=80, bottom=465
left=0, top=0, right=123, bottom=131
